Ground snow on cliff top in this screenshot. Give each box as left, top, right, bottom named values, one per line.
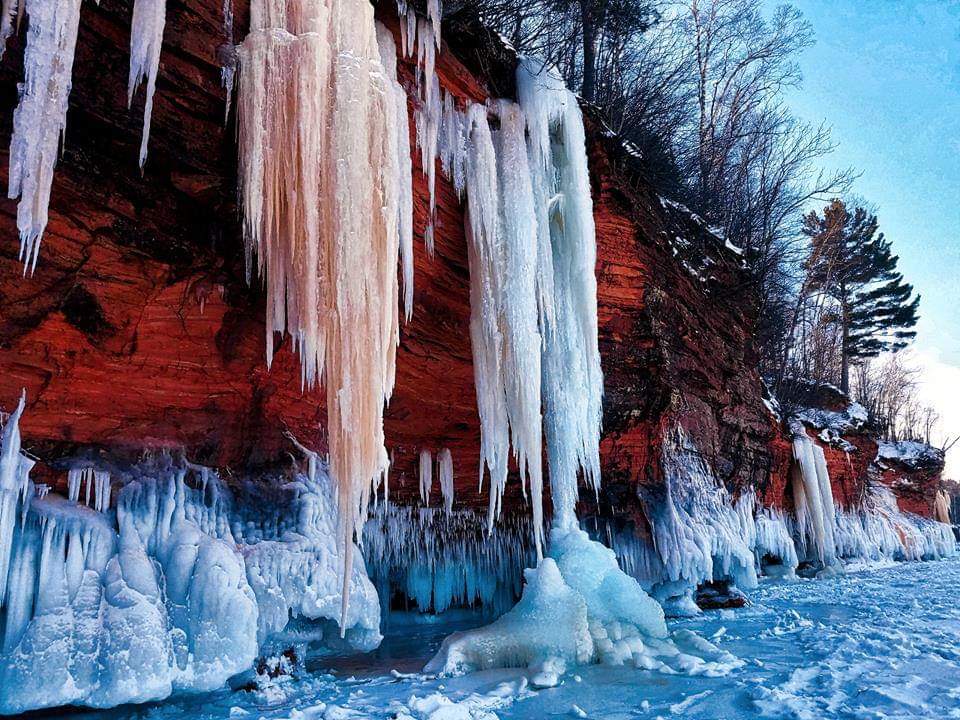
left=782, top=378, right=870, bottom=451
left=876, top=440, right=944, bottom=471
left=794, top=402, right=869, bottom=453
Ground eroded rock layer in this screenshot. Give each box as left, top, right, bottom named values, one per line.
left=0, top=2, right=946, bottom=538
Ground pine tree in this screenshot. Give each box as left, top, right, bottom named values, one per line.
left=802, top=199, right=920, bottom=394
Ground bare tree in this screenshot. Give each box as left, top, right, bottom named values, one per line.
left=452, top=0, right=856, bottom=387
left=849, top=353, right=940, bottom=442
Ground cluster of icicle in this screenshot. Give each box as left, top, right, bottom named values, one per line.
left=627, top=428, right=764, bottom=615
left=363, top=504, right=537, bottom=618
left=0, top=402, right=379, bottom=714
left=1, top=0, right=168, bottom=272
left=413, top=58, right=746, bottom=681
left=608, top=495, right=799, bottom=616
left=394, top=12, right=605, bottom=542
left=232, top=0, right=603, bottom=617
left=789, top=423, right=840, bottom=570
left=418, top=448, right=455, bottom=513
left=603, top=424, right=956, bottom=616
left=235, top=0, right=411, bottom=626
left=396, top=0, right=442, bottom=254
left=792, top=424, right=955, bottom=568
left=414, top=60, right=604, bottom=556
left=66, top=465, right=112, bottom=512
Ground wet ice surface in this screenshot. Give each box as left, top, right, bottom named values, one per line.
left=46, top=557, right=960, bottom=720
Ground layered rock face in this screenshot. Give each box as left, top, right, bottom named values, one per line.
left=0, top=2, right=771, bottom=515
left=586, top=126, right=774, bottom=527
left=761, top=381, right=947, bottom=520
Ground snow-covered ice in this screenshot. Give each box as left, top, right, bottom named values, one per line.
left=34, top=556, right=960, bottom=720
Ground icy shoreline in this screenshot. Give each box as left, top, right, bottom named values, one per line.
left=26, top=556, right=960, bottom=720
left=1, top=393, right=955, bottom=714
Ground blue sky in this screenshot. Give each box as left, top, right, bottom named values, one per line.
left=773, top=0, right=960, bottom=471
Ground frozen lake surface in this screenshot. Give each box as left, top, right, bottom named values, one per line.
left=44, top=556, right=960, bottom=720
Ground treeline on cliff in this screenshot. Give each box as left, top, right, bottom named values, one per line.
left=452, top=0, right=937, bottom=445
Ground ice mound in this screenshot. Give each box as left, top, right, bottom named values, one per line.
left=240, top=461, right=382, bottom=654
left=0, top=468, right=259, bottom=712
left=425, top=527, right=741, bottom=684
left=0, top=401, right=380, bottom=714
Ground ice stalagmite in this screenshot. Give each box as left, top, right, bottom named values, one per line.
left=7, top=0, right=84, bottom=273
left=236, top=0, right=405, bottom=625
left=127, top=0, right=166, bottom=168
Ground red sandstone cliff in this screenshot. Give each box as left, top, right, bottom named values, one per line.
left=0, top=0, right=928, bottom=527
left=759, top=381, right=947, bottom=519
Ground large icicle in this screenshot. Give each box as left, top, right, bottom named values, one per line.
left=790, top=425, right=838, bottom=570
left=419, top=449, right=433, bottom=505
left=438, top=448, right=454, bottom=515
left=236, top=0, right=402, bottom=627
left=399, top=0, right=445, bottom=243
left=219, top=0, right=235, bottom=121
left=463, top=99, right=546, bottom=555
left=127, top=0, right=166, bottom=168
left=376, top=22, right=415, bottom=321
left=517, top=59, right=603, bottom=529
left=7, top=0, right=84, bottom=273
left=0, top=0, right=19, bottom=55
